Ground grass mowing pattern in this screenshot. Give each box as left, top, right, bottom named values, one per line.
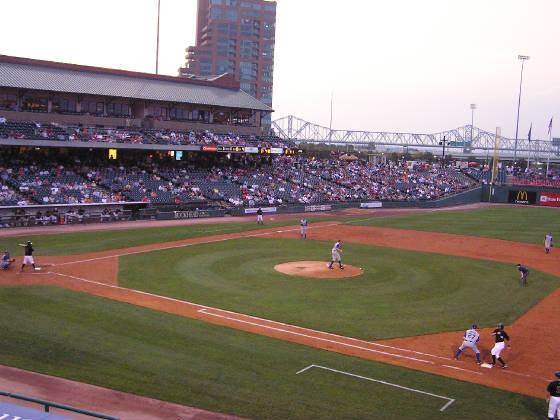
left=118, top=237, right=560, bottom=339
left=0, top=287, right=545, bottom=419
left=344, top=207, right=560, bottom=244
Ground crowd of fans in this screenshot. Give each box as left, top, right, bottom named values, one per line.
left=0, top=150, right=479, bottom=213
left=0, top=117, right=290, bottom=149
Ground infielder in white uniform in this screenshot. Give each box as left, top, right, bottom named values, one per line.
left=454, top=324, right=482, bottom=364
left=545, top=233, right=553, bottom=254
left=328, top=240, right=343, bottom=269
left=300, top=218, right=308, bottom=239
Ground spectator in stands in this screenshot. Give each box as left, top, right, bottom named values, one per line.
left=77, top=208, right=85, bottom=223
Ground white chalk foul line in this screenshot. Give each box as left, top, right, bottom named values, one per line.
left=50, top=227, right=304, bottom=267
left=297, top=364, right=455, bottom=412
left=197, top=309, right=433, bottom=365
left=441, top=364, right=483, bottom=375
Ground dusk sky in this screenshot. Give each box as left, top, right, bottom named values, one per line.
left=2, top=0, right=559, bottom=139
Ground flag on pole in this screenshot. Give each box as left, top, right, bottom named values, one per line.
left=528, top=123, right=532, bottom=142
left=548, top=118, right=553, bottom=136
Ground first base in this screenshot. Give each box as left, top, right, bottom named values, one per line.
left=480, top=363, right=493, bottom=368
left=34, top=267, right=41, bottom=271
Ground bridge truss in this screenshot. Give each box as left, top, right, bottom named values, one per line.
left=272, top=115, right=559, bottom=160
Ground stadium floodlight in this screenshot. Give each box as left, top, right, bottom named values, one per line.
left=513, top=55, right=530, bottom=165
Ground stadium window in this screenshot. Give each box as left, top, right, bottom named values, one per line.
left=211, top=0, right=222, bottom=4
left=264, top=3, right=275, bottom=12
left=53, top=98, right=77, bottom=113
left=96, top=102, right=104, bottom=115
left=1, top=93, right=18, bottom=111
left=22, top=95, right=47, bottom=112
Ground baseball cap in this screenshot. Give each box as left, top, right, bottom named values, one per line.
left=556, top=372, right=560, bottom=379
left=472, top=324, right=478, bottom=329
left=27, top=241, right=32, bottom=245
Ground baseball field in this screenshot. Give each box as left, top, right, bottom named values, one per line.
left=0, top=204, right=559, bottom=419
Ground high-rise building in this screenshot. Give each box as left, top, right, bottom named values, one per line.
left=179, top=0, right=276, bottom=126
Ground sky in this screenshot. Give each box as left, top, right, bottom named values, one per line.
left=2, top=0, right=559, bottom=140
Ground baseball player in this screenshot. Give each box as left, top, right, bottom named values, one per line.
left=300, top=218, right=308, bottom=239
left=1, top=250, right=16, bottom=270
left=454, top=324, right=482, bottom=364
left=546, top=371, right=560, bottom=420
left=489, top=323, right=510, bottom=368
left=256, top=208, right=263, bottom=225
left=328, top=240, right=343, bottom=270
left=19, top=241, right=36, bottom=272
left=516, top=263, right=530, bottom=286
left=545, top=233, right=553, bottom=254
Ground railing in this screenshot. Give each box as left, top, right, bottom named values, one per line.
left=0, top=391, right=119, bottom=420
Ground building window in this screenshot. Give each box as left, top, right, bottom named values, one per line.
left=211, top=0, right=222, bottom=4
left=260, top=85, right=273, bottom=101
left=239, top=61, right=258, bottom=81
left=242, top=10, right=260, bottom=17
left=216, top=38, right=236, bottom=57
left=22, top=95, right=47, bottom=112
left=199, top=57, right=212, bottom=75
left=224, top=9, right=237, bottom=21
left=210, top=7, right=222, bottom=19
left=262, top=42, right=274, bottom=61
left=217, top=22, right=238, bottom=36
left=240, top=18, right=260, bottom=38
left=261, top=113, right=271, bottom=125
left=53, top=97, right=77, bottom=113
left=240, top=82, right=257, bottom=97
left=263, top=21, right=275, bottom=40
left=261, top=63, right=273, bottom=82
left=225, top=0, right=237, bottom=5
left=216, top=59, right=235, bottom=75
left=107, top=102, right=130, bottom=117
left=240, top=40, right=258, bottom=59
left=264, top=3, right=276, bottom=12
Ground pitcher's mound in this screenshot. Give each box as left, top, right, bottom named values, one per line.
left=274, top=261, right=363, bottom=278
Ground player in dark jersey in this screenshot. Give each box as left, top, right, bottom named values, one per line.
left=546, top=371, right=560, bottom=420
left=490, top=323, right=510, bottom=368
left=516, top=264, right=529, bottom=286
left=19, top=241, right=36, bottom=272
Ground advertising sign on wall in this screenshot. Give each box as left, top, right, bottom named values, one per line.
left=508, top=190, right=536, bottom=205
left=539, top=192, right=560, bottom=207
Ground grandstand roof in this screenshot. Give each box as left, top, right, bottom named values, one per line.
left=0, top=55, right=273, bottom=112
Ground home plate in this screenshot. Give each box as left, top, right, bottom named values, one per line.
left=34, top=268, right=41, bottom=271
left=480, top=363, right=493, bottom=368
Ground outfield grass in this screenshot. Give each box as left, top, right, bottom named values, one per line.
left=345, top=206, right=560, bottom=244
left=118, top=237, right=559, bottom=340
left=0, top=287, right=545, bottom=419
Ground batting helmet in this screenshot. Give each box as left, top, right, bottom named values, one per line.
left=497, top=323, right=504, bottom=329
left=555, top=372, right=560, bottom=379
left=27, top=241, right=32, bottom=245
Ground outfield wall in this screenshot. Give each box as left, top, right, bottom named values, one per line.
left=482, top=185, right=560, bottom=206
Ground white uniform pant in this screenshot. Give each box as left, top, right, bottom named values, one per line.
left=491, top=341, right=505, bottom=358
left=257, top=215, right=263, bottom=222
left=549, top=396, right=560, bottom=419
left=23, top=256, right=34, bottom=265
left=331, top=250, right=341, bottom=262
